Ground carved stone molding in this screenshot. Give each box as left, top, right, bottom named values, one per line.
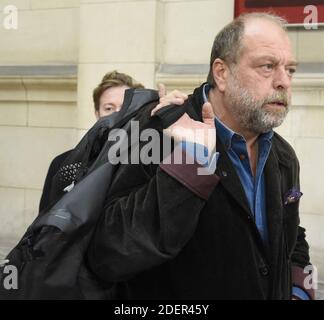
left=0, top=66, right=77, bottom=103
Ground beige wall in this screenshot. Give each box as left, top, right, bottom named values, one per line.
left=0, top=0, right=79, bottom=65
left=0, top=76, right=77, bottom=237
left=0, top=0, right=323, bottom=297
left=0, top=0, right=79, bottom=241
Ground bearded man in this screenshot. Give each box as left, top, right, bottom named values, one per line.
left=87, top=12, right=314, bottom=300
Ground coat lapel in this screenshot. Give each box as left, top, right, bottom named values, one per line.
left=216, top=141, right=253, bottom=217
left=264, top=147, right=285, bottom=266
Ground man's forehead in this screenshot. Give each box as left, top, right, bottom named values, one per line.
left=243, top=17, right=286, bottom=36
left=249, top=53, right=298, bottom=65
left=240, top=20, right=294, bottom=59
left=241, top=39, right=295, bottom=61
left=243, top=19, right=289, bottom=42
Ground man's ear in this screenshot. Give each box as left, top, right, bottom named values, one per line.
left=95, top=110, right=100, bottom=120
left=212, top=58, right=229, bottom=92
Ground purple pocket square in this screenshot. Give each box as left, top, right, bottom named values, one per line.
left=284, top=187, right=303, bottom=205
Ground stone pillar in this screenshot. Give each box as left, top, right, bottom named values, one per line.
left=156, top=0, right=234, bottom=93
left=0, top=1, right=79, bottom=246
left=77, top=0, right=160, bottom=131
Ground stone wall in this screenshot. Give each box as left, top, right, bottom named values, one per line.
left=0, top=0, right=80, bottom=242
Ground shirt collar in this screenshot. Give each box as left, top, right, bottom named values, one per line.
left=202, top=83, right=273, bottom=150
left=202, top=83, right=209, bottom=104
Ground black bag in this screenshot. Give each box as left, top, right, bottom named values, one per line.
left=0, top=89, right=159, bottom=300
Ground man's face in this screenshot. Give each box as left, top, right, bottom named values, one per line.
left=224, top=19, right=297, bottom=133
left=96, top=85, right=130, bottom=119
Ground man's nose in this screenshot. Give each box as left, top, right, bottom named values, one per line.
left=273, top=67, right=291, bottom=90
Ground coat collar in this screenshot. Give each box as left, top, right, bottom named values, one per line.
left=271, top=133, right=294, bottom=168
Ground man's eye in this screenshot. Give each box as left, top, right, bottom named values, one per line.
left=287, top=68, right=296, bottom=76
left=262, top=64, right=274, bottom=71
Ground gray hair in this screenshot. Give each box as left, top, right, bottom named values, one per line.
left=207, top=12, right=288, bottom=88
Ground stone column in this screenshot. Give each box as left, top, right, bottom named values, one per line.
left=77, top=0, right=160, bottom=132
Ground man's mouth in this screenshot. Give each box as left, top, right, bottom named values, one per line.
left=265, top=101, right=287, bottom=108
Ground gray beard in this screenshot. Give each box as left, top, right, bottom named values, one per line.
left=225, top=76, right=290, bottom=134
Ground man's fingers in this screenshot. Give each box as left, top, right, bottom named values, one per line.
left=151, top=98, right=186, bottom=116
left=202, top=102, right=215, bottom=124
left=169, top=90, right=188, bottom=100
left=151, top=104, right=166, bottom=116
left=151, top=89, right=188, bottom=116
left=158, top=83, right=166, bottom=98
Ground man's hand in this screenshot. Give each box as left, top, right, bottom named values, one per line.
left=152, top=84, right=188, bottom=116
left=158, top=102, right=216, bottom=154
